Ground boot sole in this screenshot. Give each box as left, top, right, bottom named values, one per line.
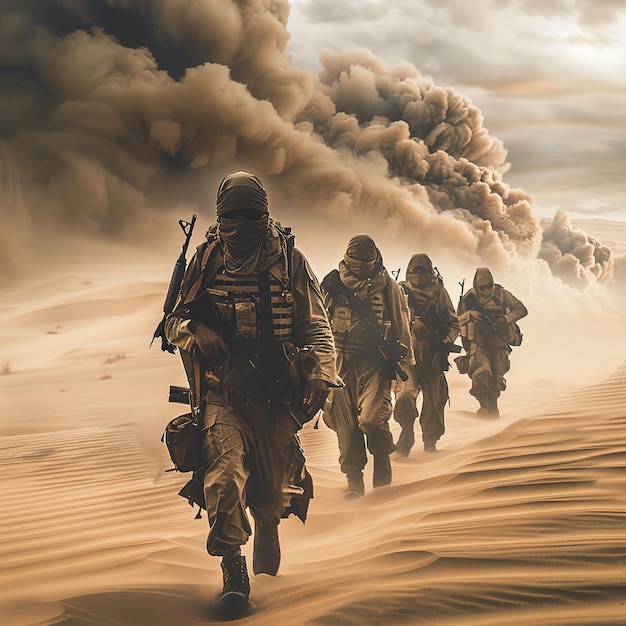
left=219, top=590, right=249, bottom=609
left=344, top=491, right=363, bottom=500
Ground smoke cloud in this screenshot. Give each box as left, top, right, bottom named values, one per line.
left=0, top=0, right=621, bottom=289
left=539, top=210, right=615, bottom=288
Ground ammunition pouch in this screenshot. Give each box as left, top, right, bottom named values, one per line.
left=505, top=322, right=523, bottom=347
left=284, top=344, right=317, bottom=424
left=455, top=354, right=470, bottom=375
left=161, top=413, right=204, bottom=473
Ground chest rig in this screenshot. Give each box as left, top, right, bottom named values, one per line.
left=211, top=270, right=294, bottom=342
left=323, top=269, right=387, bottom=353
left=474, top=287, right=507, bottom=318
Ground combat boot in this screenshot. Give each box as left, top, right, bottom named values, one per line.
left=476, top=394, right=490, bottom=416
left=344, top=471, right=365, bottom=500
left=489, top=395, right=500, bottom=417
left=423, top=440, right=437, bottom=453
left=219, top=555, right=250, bottom=610
left=372, top=455, right=392, bottom=488
left=395, top=426, right=415, bottom=457
left=253, top=521, right=280, bottom=576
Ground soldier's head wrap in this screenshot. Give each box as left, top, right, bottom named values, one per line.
left=216, top=171, right=268, bottom=217
left=339, top=234, right=386, bottom=298
left=343, top=234, right=382, bottom=279
left=473, top=267, right=495, bottom=302
left=406, top=253, right=434, bottom=289
left=215, top=172, right=282, bottom=274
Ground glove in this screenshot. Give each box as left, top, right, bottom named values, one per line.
left=495, top=315, right=508, bottom=328
left=302, top=379, right=330, bottom=420
left=189, top=321, right=230, bottom=360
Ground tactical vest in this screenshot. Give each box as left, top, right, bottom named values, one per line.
left=462, top=286, right=510, bottom=346
left=467, top=285, right=509, bottom=319
left=211, top=270, right=294, bottom=342
left=330, top=292, right=386, bottom=353
left=401, top=281, right=442, bottom=334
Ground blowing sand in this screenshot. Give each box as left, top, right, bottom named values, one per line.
left=1, top=224, right=625, bottom=626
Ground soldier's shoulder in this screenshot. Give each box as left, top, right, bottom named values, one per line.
left=321, top=268, right=340, bottom=290
left=462, top=289, right=478, bottom=303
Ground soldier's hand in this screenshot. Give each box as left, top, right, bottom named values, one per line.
left=303, top=379, right=330, bottom=420
left=495, top=315, right=508, bottom=328
left=189, top=321, right=230, bottom=360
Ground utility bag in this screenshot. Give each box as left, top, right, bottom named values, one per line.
left=501, top=322, right=523, bottom=347
left=161, top=413, right=204, bottom=472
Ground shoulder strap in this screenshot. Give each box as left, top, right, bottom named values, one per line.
left=273, top=222, right=295, bottom=290
left=183, top=237, right=219, bottom=304
left=257, top=270, right=274, bottom=344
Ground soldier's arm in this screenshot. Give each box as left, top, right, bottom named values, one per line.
left=291, top=249, right=342, bottom=387
left=440, top=287, right=461, bottom=344
left=389, top=279, right=415, bottom=367
left=503, top=290, right=528, bottom=323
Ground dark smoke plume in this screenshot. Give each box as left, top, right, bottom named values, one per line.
left=0, top=0, right=620, bottom=288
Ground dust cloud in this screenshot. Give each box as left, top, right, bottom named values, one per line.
left=0, top=0, right=622, bottom=293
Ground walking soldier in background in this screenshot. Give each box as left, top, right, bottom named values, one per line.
left=455, top=267, right=527, bottom=417
left=163, top=172, right=341, bottom=611
left=321, top=234, right=413, bottom=499
left=393, top=254, right=460, bottom=454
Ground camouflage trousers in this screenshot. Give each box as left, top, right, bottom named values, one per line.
left=200, top=390, right=308, bottom=557
left=467, top=343, right=510, bottom=399
left=323, top=352, right=396, bottom=475
left=393, top=351, right=448, bottom=451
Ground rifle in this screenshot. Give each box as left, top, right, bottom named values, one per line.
left=456, top=279, right=465, bottom=314
left=464, top=291, right=500, bottom=333
left=151, top=215, right=197, bottom=353
left=187, top=285, right=308, bottom=430
left=401, top=280, right=461, bottom=366
left=322, top=270, right=409, bottom=381
left=461, top=289, right=521, bottom=346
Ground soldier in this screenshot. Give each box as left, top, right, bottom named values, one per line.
left=164, top=172, right=341, bottom=611
left=393, top=254, right=460, bottom=454
left=456, top=267, right=527, bottom=416
left=321, top=234, right=413, bottom=499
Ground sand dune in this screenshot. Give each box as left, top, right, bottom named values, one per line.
left=1, top=237, right=625, bottom=626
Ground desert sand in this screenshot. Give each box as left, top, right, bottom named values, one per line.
left=1, top=220, right=625, bottom=626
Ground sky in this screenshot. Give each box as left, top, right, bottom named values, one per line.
left=0, top=0, right=623, bottom=290
left=286, top=0, right=626, bottom=221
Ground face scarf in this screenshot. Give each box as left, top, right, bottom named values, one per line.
left=215, top=172, right=282, bottom=274
left=473, top=267, right=496, bottom=302
left=339, top=234, right=386, bottom=299
left=406, top=253, right=435, bottom=293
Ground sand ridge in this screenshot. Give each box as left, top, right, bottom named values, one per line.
left=1, top=237, right=625, bottom=625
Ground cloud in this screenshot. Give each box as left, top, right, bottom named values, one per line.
left=0, top=0, right=620, bottom=293
left=539, top=210, right=615, bottom=286
left=287, top=0, right=626, bottom=222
